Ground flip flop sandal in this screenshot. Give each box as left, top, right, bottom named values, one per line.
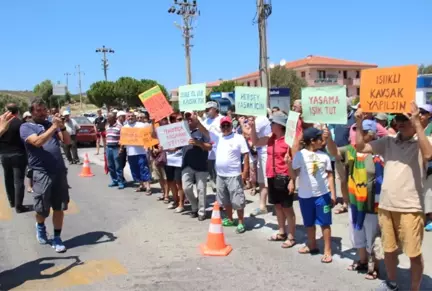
left=236, top=224, right=246, bottom=234
left=163, top=198, right=170, bottom=204
left=365, top=270, right=379, bottom=280
left=334, top=206, right=348, bottom=214
left=281, top=238, right=296, bottom=249
left=298, top=246, right=320, bottom=255
left=135, top=187, right=145, bottom=192
left=145, top=190, right=152, bottom=196
left=347, top=261, right=368, bottom=272
left=268, top=233, right=287, bottom=242
left=157, top=196, right=165, bottom=201
left=321, top=254, right=333, bottom=264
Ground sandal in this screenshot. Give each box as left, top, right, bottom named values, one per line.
left=135, top=186, right=145, bottom=192
left=347, top=261, right=368, bottom=271
left=281, top=238, right=296, bottom=249
left=157, top=196, right=164, bottom=201
left=334, top=206, right=348, bottom=214
left=365, top=270, right=379, bottom=280
left=236, top=223, right=246, bottom=234
left=268, top=233, right=287, bottom=242
left=298, top=245, right=320, bottom=255
left=163, top=198, right=170, bottom=204
left=321, top=254, right=333, bottom=264
left=145, top=189, right=152, bottom=196
left=222, top=218, right=237, bottom=227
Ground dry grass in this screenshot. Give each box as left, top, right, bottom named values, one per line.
left=62, top=103, right=98, bottom=115
left=0, top=90, right=34, bottom=100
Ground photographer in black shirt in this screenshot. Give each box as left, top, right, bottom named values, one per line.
left=0, top=104, right=30, bottom=213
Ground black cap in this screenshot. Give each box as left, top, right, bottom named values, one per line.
left=303, top=127, right=323, bottom=142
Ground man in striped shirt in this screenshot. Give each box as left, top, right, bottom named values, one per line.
left=106, top=113, right=125, bottom=189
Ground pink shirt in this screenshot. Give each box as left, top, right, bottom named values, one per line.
left=349, top=122, right=388, bottom=145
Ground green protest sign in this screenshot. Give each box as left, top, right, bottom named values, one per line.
left=285, top=111, right=300, bottom=147
left=301, top=85, right=347, bottom=124
left=179, top=83, right=206, bottom=112
left=234, top=86, right=267, bottom=116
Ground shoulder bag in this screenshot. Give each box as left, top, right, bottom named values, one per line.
left=272, top=138, right=289, bottom=191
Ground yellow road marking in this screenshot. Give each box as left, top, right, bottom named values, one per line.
left=0, top=181, right=13, bottom=221
left=14, top=259, right=127, bottom=290
left=63, top=199, right=79, bottom=215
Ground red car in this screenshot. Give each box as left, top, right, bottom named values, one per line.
left=72, top=116, right=97, bottom=145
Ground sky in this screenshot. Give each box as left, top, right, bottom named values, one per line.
left=0, top=0, right=431, bottom=94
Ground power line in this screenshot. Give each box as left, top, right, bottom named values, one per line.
left=95, top=45, right=115, bottom=81
left=75, top=65, right=85, bottom=111
left=168, top=0, right=200, bottom=85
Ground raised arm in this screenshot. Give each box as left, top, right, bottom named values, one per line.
left=355, top=109, right=374, bottom=154
left=411, top=102, right=432, bottom=161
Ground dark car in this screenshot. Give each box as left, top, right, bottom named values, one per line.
left=72, top=116, right=97, bottom=145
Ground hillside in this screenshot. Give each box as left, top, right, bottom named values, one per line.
left=0, top=90, right=34, bottom=100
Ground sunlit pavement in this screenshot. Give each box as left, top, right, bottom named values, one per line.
left=0, top=150, right=428, bottom=290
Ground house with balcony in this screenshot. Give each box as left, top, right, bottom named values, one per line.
left=170, top=55, right=377, bottom=101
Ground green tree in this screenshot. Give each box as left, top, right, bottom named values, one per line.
left=419, top=64, right=432, bottom=75
left=87, top=81, right=117, bottom=107
left=113, top=77, right=143, bottom=107
left=0, top=94, right=29, bottom=114
left=270, top=66, right=308, bottom=103
left=211, top=80, right=241, bottom=93
left=33, top=80, right=53, bottom=102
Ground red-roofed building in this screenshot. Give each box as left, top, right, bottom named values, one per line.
left=170, top=55, right=377, bottom=100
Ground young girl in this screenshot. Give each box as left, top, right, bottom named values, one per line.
left=287, top=127, right=336, bottom=263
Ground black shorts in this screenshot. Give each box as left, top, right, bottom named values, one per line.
left=267, top=176, right=294, bottom=208
left=164, top=166, right=182, bottom=182
left=32, top=170, right=70, bottom=217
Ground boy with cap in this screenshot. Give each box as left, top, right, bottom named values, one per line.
left=286, top=127, right=336, bottom=263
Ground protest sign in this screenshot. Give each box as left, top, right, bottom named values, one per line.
left=234, top=86, right=267, bottom=116
left=285, top=111, right=300, bottom=147
left=139, top=86, right=173, bottom=122
left=156, top=121, right=191, bottom=149
left=301, top=85, right=347, bottom=124
left=120, top=127, right=152, bottom=146
left=360, top=65, right=417, bottom=113
left=179, top=83, right=206, bottom=112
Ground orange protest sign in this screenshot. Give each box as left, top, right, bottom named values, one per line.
left=139, top=86, right=174, bottom=122
left=360, top=65, right=417, bottom=113
left=120, top=127, right=159, bottom=148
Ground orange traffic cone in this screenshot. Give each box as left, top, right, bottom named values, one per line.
left=79, top=153, right=94, bottom=177
left=200, top=202, right=232, bottom=256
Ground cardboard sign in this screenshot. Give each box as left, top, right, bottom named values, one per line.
left=120, top=126, right=158, bottom=148
left=139, top=86, right=173, bottom=122
left=156, top=121, right=191, bottom=149
left=360, top=65, right=417, bottom=113
left=179, top=83, right=206, bottom=112
left=234, top=86, right=267, bottom=116
left=301, top=85, right=347, bottom=124
left=285, top=111, right=300, bottom=147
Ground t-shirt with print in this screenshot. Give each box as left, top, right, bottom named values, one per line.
left=20, top=121, right=66, bottom=174
left=94, top=116, right=107, bottom=132
left=369, top=135, right=432, bottom=212
left=292, top=149, right=332, bottom=199
left=266, top=134, right=290, bottom=178
left=339, top=145, right=382, bottom=214
left=254, top=116, right=271, bottom=155
left=203, top=115, right=222, bottom=160
left=166, top=148, right=183, bottom=168
left=123, top=122, right=149, bottom=156
left=214, top=132, right=249, bottom=177
left=182, top=128, right=211, bottom=172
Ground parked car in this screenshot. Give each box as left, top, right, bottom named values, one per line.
left=72, top=116, right=97, bottom=146
left=83, top=112, right=96, bottom=123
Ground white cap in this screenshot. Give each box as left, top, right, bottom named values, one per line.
left=112, top=109, right=118, bottom=113
left=62, top=110, right=70, bottom=116
left=117, top=110, right=126, bottom=117
left=23, top=111, right=31, bottom=118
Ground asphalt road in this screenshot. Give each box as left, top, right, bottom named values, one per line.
left=0, top=160, right=429, bottom=291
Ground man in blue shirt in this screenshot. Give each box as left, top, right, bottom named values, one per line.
left=20, top=99, right=71, bottom=253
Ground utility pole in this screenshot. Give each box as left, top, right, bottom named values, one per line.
left=168, top=0, right=200, bottom=85
left=256, top=0, right=272, bottom=105
left=64, top=72, right=71, bottom=91
left=75, top=65, right=84, bottom=111
left=95, top=45, right=115, bottom=81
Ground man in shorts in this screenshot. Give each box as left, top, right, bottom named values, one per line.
left=94, top=109, right=107, bottom=155
left=20, top=99, right=71, bottom=253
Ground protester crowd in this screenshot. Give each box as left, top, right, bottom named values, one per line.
left=1, top=97, right=432, bottom=291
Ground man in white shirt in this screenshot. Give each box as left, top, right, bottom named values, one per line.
left=198, top=116, right=249, bottom=233
left=203, top=101, right=223, bottom=192
left=241, top=115, right=272, bottom=216
left=121, top=112, right=152, bottom=194
left=62, top=111, right=81, bottom=165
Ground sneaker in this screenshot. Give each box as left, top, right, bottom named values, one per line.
left=35, top=223, right=49, bottom=245
left=174, top=206, right=185, bottom=213
left=376, top=281, right=399, bottom=291
left=425, top=221, right=432, bottom=232
left=250, top=207, right=268, bottom=217
left=108, top=182, right=119, bottom=187
left=52, top=237, right=67, bottom=253
left=198, top=215, right=206, bottom=221
left=118, top=183, right=125, bottom=190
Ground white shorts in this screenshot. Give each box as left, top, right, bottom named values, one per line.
left=348, top=208, right=380, bottom=254
left=256, top=151, right=268, bottom=187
